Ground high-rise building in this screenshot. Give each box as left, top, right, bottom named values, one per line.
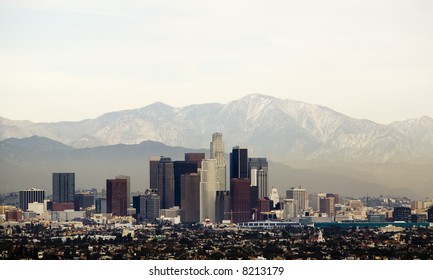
left=115, top=175, right=131, bottom=208
left=149, top=156, right=160, bottom=191
left=248, top=158, right=269, bottom=199
left=215, top=191, right=231, bottom=223
left=283, top=199, right=297, bottom=219
left=269, top=187, right=280, bottom=208
left=180, top=173, right=200, bottom=223
left=256, top=198, right=272, bottom=221
left=210, top=133, right=227, bottom=189
left=320, top=196, right=335, bottom=218
left=19, top=188, right=45, bottom=211
left=286, top=186, right=308, bottom=215
left=230, top=147, right=248, bottom=180
left=230, top=178, right=251, bottom=223
left=133, top=191, right=160, bottom=222
left=95, top=198, right=107, bottom=213
left=52, top=173, right=75, bottom=203
left=392, top=206, right=411, bottom=222
left=106, top=178, right=128, bottom=216
left=173, top=161, right=198, bottom=207
left=157, top=157, right=175, bottom=209
left=200, top=159, right=219, bottom=222
left=185, top=153, right=205, bottom=169
left=311, top=193, right=327, bottom=212
left=326, top=193, right=340, bottom=205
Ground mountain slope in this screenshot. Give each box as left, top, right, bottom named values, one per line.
left=0, top=136, right=418, bottom=198
left=1, top=94, right=433, bottom=163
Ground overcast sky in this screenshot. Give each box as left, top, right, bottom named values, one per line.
left=1, top=0, right=433, bottom=124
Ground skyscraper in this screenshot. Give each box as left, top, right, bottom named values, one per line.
left=133, top=191, right=160, bottom=222
left=106, top=178, right=128, bottom=216
left=311, top=193, right=327, bottom=212
left=180, top=173, right=201, bottom=223
left=173, top=160, right=198, bottom=207
left=248, top=157, right=269, bottom=199
left=19, top=188, right=45, bottom=211
left=200, top=159, right=219, bottom=222
left=230, top=147, right=248, bottom=180
left=52, top=173, right=75, bottom=203
left=115, top=175, right=131, bottom=208
left=215, top=191, right=231, bottom=223
left=149, top=156, right=160, bottom=191
left=286, top=186, right=308, bottom=215
left=320, top=196, right=335, bottom=218
left=157, top=157, right=174, bottom=209
left=210, top=133, right=227, bottom=189
left=230, top=178, right=251, bottom=223
left=283, top=199, right=297, bottom=219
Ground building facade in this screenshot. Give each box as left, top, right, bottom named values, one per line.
left=230, top=178, right=251, bottom=223
left=210, top=133, right=227, bottom=190
left=180, top=173, right=201, bottom=223
left=248, top=158, right=269, bottom=199
left=286, top=186, right=308, bottom=215
left=133, top=191, right=160, bottom=222
left=230, top=146, right=248, bottom=180
left=19, top=188, right=45, bottom=211
left=106, top=178, right=128, bottom=216
left=157, top=157, right=175, bottom=209
left=52, top=173, right=75, bottom=203
left=173, top=161, right=198, bottom=207
left=200, top=159, right=219, bottom=222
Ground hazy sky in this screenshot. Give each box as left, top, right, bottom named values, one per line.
left=1, top=0, right=433, bottom=124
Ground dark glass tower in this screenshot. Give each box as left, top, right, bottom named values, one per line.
left=173, top=161, right=198, bottom=207
left=157, top=157, right=174, bottom=209
left=52, top=173, right=75, bottom=203
left=230, top=147, right=248, bottom=179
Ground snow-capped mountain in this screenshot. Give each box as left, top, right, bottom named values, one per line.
left=1, top=94, right=433, bottom=163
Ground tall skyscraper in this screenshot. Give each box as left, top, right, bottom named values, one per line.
left=210, top=133, right=227, bottom=190
left=173, top=160, right=198, bottom=207
left=230, top=178, right=251, bottom=223
left=230, top=147, right=248, bottom=180
left=115, top=175, right=131, bottom=208
left=286, top=186, right=308, bottom=215
left=106, top=178, right=128, bottom=216
left=149, top=156, right=160, bottom=191
left=200, top=159, right=219, bottom=222
left=157, top=157, right=174, bottom=209
left=180, top=173, right=201, bottom=223
left=19, top=188, right=45, bottom=211
left=52, top=173, right=75, bottom=203
left=248, top=157, right=269, bottom=199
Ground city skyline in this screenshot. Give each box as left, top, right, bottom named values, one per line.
left=1, top=1, right=433, bottom=123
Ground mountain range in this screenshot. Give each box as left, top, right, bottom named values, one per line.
left=2, top=94, right=433, bottom=164
left=1, top=94, right=433, bottom=198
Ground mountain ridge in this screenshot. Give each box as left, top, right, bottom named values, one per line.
left=1, top=94, right=433, bottom=163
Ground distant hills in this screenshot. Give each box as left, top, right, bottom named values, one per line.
left=2, top=94, right=433, bottom=163
left=1, top=94, right=433, bottom=198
